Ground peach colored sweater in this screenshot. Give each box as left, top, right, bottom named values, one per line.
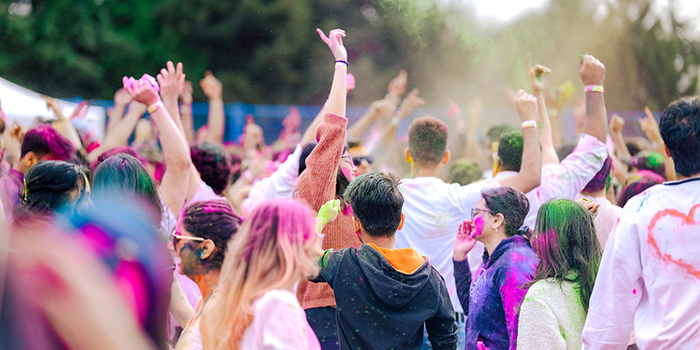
left=295, top=113, right=361, bottom=310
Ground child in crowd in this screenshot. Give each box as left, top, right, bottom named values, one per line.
left=313, top=172, right=458, bottom=350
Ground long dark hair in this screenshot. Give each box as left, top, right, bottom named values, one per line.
left=529, top=199, right=602, bottom=312
left=21, top=160, right=87, bottom=213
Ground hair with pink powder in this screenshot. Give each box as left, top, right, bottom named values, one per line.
left=201, top=198, right=320, bottom=350
left=20, top=125, right=75, bottom=161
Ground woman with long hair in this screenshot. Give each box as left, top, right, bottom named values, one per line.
left=453, top=186, right=539, bottom=350
left=171, top=200, right=241, bottom=350
left=516, top=199, right=602, bottom=349
left=200, top=198, right=323, bottom=350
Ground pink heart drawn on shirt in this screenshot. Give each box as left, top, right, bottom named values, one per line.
left=647, top=204, right=700, bottom=278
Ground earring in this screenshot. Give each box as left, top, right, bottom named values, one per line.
left=495, top=228, right=499, bottom=232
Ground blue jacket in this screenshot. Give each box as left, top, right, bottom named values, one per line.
left=454, top=235, right=538, bottom=350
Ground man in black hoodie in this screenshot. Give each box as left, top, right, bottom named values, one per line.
left=312, top=172, right=458, bottom=350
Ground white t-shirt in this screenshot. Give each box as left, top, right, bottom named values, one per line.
left=240, top=289, right=321, bottom=350
left=495, top=134, right=608, bottom=229
left=396, top=177, right=498, bottom=313
left=582, top=177, right=700, bottom=349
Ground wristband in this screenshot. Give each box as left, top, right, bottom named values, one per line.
left=148, top=101, right=164, bottom=114
left=584, top=85, right=604, bottom=93
left=335, top=60, right=348, bottom=66
left=335, top=62, right=347, bottom=70
left=521, top=120, right=537, bottom=129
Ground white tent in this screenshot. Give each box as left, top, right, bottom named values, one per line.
left=0, top=76, right=106, bottom=139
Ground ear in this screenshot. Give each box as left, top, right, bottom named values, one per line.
left=199, top=240, right=217, bottom=260
left=664, top=145, right=671, bottom=157
left=404, top=148, right=413, bottom=164
left=493, top=212, right=505, bottom=230
left=25, top=151, right=39, bottom=168
left=398, top=212, right=405, bottom=230
left=441, top=150, right=450, bottom=164
left=353, top=216, right=362, bottom=234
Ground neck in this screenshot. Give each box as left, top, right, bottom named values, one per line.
left=481, top=231, right=508, bottom=256
left=676, top=173, right=700, bottom=181
left=411, top=163, right=441, bottom=178
left=363, top=233, right=395, bottom=249
left=192, top=270, right=220, bottom=300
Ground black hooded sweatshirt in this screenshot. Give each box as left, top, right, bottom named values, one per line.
left=312, top=243, right=458, bottom=350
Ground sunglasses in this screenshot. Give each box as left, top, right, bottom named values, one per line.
left=170, top=228, right=206, bottom=247
left=352, top=155, right=373, bottom=166
left=471, top=207, right=494, bottom=221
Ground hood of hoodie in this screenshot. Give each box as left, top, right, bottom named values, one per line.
left=355, top=244, right=431, bottom=308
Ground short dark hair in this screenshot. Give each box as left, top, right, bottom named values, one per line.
left=497, top=129, right=523, bottom=172
left=20, top=125, right=75, bottom=161
left=191, top=143, right=232, bottom=195
left=408, top=116, right=448, bottom=167
left=182, top=200, right=242, bottom=270
left=659, top=97, right=700, bottom=177
left=482, top=186, right=529, bottom=236
left=447, top=158, right=482, bottom=186
left=582, top=154, right=612, bottom=194
left=344, top=172, right=403, bottom=237
left=21, top=160, right=86, bottom=213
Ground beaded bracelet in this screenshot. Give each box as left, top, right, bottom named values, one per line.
left=521, top=120, right=537, bottom=129
left=585, top=85, right=604, bottom=93
left=148, top=101, right=164, bottom=114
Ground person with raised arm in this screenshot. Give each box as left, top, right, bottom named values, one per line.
left=396, top=89, right=542, bottom=350
left=294, top=28, right=361, bottom=350
left=201, top=71, right=225, bottom=145
left=526, top=53, right=558, bottom=165
left=582, top=97, right=700, bottom=349
left=490, top=54, right=609, bottom=230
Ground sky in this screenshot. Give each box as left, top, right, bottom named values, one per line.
left=465, top=0, right=700, bottom=35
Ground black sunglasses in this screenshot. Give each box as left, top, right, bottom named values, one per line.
left=352, top=155, right=373, bottom=166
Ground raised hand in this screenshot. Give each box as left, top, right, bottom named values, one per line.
left=316, top=28, right=347, bottom=62
left=180, top=81, right=194, bottom=105
left=454, top=220, right=478, bottom=261
left=368, top=98, right=397, bottom=121
left=576, top=198, right=601, bottom=219
left=526, top=53, right=551, bottom=94
left=610, top=114, right=625, bottom=135
left=640, top=106, right=662, bottom=141
left=156, top=61, right=185, bottom=103
left=388, top=70, right=408, bottom=98
left=200, top=71, right=223, bottom=100
left=114, top=88, right=133, bottom=107
left=513, top=89, right=538, bottom=122
left=122, top=75, right=160, bottom=107
left=579, top=54, right=606, bottom=86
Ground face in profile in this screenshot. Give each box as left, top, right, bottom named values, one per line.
left=348, top=145, right=371, bottom=176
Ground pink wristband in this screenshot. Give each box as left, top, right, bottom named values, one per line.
left=585, top=85, right=604, bottom=93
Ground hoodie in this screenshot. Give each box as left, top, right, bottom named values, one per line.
left=313, top=243, right=457, bottom=350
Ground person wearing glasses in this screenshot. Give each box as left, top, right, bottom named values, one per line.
left=452, top=186, right=538, bottom=350
left=347, top=141, right=373, bottom=176
left=170, top=199, right=241, bottom=350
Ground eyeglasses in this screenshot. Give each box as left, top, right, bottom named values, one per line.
left=170, top=228, right=206, bottom=247
left=471, top=207, right=494, bottom=221
left=352, top=156, right=373, bottom=166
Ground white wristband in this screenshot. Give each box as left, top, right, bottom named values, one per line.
left=521, top=120, right=537, bottom=129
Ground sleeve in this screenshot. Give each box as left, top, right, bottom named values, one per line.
left=295, top=114, right=347, bottom=212
left=536, top=133, right=607, bottom=202
left=425, top=270, right=459, bottom=350
left=582, top=205, right=643, bottom=349
left=453, top=258, right=472, bottom=314
left=256, top=292, right=314, bottom=350
left=244, top=144, right=302, bottom=212
left=516, top=292, right=566, bottom=350
left=498, top=261, right=536, bottom=350
left=310, top=249, right=345, bottom=287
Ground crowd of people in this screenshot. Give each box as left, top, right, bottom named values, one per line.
left=0, top=27, right=699, bottom=350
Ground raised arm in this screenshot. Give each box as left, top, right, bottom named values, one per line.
left=87, top=101, right=147, bottom=163
left=580, top=54, right=608, bottom=144
left=640, top=106, right=675, bottom=180
left=201, top=71, right=225, bottom=145
left=347, top=97, right=396, bottom=141
left=42, top=96, right=84, bottom=150
left=379, top=88, right=425, bottom=146
left=123, top=74, right=191, bottom=215
left=610, top=114, right=632, bottom=161
left=156, top=61, right=186, bottom=137
left=499, top=90, right=542, bottom=193
left=179, top=81, right=196, bottom=143
left=527, top=53, right=558, bottom=165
